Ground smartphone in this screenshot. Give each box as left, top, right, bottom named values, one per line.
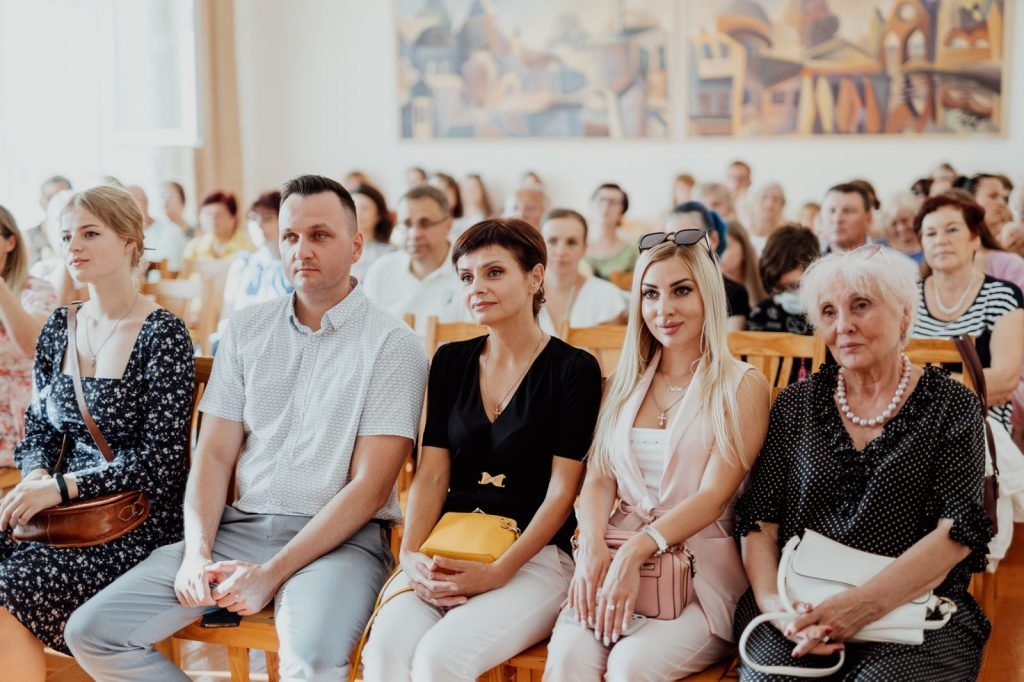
left=201, top=607, right=241, bottom=628
left=621, top=613, right=648, bottom=636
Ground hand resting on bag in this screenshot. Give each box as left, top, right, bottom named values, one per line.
left=400, top=549, right=467, bottom=608
left=567, top=537, right=610, bottom=630
left=0, top=476, right=63, bottom=531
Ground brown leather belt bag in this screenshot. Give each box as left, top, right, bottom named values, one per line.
left=12, top=303, right=150, bottom=548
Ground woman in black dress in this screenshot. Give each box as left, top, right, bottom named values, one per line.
left=0, top=185, right=193, bottom=678
left=361, top=218, right=602, bottom=681
left=734, top=246, right=992, bottom=680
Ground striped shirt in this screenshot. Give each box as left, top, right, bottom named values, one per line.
left=913, top=275, right=1023, bottom=429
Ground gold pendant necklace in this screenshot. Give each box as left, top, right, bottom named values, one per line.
left=482, top=333, right=546, bottom=419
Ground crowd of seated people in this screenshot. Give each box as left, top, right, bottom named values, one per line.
left=0, top=158, right=1021, bottom=681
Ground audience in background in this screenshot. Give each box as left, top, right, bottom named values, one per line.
left=181, top=191, right=253, bottom=274
left=695, top=182, right=735, bottom=223
left=127, top=185, right=188, bottom=275
left=727, top=160, right=754, bottom=227
left=218, top=190, right=292, bottom=329
left=406, top=166, right=427, bottom=188
left=343, top=170, right=371, bottom=191
left=912, top=194, right=1023, bottom=432
left=24, top=175, right=72, bottom=265
left=461, top=173, right=493, bottom=225
left=520, top=170, right=544, bottom=188
left=721, top=221, right=766, bottom=308
left=430, top=173, right=468, bottom=239
left=504, top=185, right=546, bottom=230
left=747, top=225, right=820, bottom=354
left=585, top=183, right=637, bottom=282
left=161, top=181, right=193, bottom=239
left=821, top=183, right=875, bottom=252
left=879, top=193, right=924, bottom=265
left=351, top=184, right=397, bottom=282
left=363, top=185, right=470, bottom=326
left=965, top=173, right=1014, bottom=241
left=672, top=173, right=695, bottom=206
left=747, top=183, right=786, bottom=254
left=541, top=209, right=626, bottom=335
left=0, top=205, right=57, bottom=468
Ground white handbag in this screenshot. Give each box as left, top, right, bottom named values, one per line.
left=739, top=530, right=957, bottom=678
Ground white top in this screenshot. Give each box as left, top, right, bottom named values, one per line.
left=200, top=285, right=428, bottom=520
left=630, top=427, right=667, bottom=499
left=361, top=248, right=472, bottom=329
left=749, top=233, right=767, bottom=256
left=351, top=240, right=397, bottom=283
left=222, top=246, right=293, bottom=313
left=143, top=218, right=189, bottom=272
left=541, top=276, right=627, bottom=337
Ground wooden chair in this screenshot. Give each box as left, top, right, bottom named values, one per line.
left=727, top=331, right=826, bottom=389
left=565, top=324, right=627, bottom=378
left=0, top=466, right=20, bottom=491
left=903, top=337, right=974, bottom=390
left=144, top=279, right=215, bottom=354
left=422, top=315, right=489, bottom=357
left=609, top=270, right=633, bottom=292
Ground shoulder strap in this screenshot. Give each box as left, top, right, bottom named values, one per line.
left=952, top=335, right=999, bottom=478
left=66, top=303, right=116, bottom=464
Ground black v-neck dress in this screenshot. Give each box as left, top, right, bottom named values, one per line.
left=422, top=335, right=602, bottom=554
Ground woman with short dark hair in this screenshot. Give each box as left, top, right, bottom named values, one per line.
left=361, top=219, right=602, bottom=681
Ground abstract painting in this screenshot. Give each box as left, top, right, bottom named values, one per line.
left=685, top=0, right=1007, bottom=136
left=396, top=0, right=673, bottom=139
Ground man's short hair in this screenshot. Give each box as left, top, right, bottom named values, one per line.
left=825, top=182, right=872, bottom=212
left=281, top=175, right=357, bottom=229
left=401, top=184, right=450, bottom=216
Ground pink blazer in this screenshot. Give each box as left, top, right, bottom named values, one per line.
left=606, top=351, right=754, bottom=641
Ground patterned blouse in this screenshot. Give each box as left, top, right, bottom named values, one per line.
left=0, top=276, right=58, bottom=467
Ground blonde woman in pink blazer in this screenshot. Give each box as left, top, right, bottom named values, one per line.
left=544, top=225, right=770, bottom=681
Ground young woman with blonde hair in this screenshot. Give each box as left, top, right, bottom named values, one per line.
left=544, top=229, right=770, bottom=681
left=0, top=206, right=58, bottom=466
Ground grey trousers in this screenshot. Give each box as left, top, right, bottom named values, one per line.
left=66, top=506, right=392, bottom=682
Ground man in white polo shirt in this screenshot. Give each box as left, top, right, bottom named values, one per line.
left=67, top=175, right=429, bottom=681
left=361, top=184, right=471, bottom=325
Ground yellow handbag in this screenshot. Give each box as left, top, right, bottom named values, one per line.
left=419, top=509, right=521, bottom=563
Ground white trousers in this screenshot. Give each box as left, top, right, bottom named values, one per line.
left=361, top=544, right=573, bottom=682
left=543, top=599, right=732, bottom=682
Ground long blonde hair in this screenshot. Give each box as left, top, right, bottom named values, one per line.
left=61, top=185, right=145, bottom=267
left=0, top=205, right=28, bottom=295
left=588, top=240, right=748, bottom=475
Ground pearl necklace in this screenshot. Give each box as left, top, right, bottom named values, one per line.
left=932, top=271, right=979, bottom=316
left=836, top=354, right=911, bottom=427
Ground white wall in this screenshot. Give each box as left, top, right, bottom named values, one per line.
left=235, top=0, right=1024, bottom=226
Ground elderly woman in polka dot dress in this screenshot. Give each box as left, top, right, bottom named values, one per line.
left=733, top=246, right=993, bottom=681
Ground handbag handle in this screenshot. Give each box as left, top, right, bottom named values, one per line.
left=952, top=335, right=1000, bottom=480
left=56, top=303, right=116, bottom=473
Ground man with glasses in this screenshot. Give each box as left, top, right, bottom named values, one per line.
left=362, top=185, right=471, bottom=328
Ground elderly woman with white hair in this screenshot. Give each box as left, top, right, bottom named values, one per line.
left=733, top=246, right=992, bottom=680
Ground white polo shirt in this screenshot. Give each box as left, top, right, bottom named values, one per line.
left=200, top=284, right=428, bottom=522
left=361, top=249, right=472, bottom=326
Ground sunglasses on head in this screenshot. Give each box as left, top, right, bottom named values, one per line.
left=638, top=228, right=714, bottom=258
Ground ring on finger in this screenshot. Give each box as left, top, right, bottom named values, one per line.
left=821, top=635, right=832, bottom=644
left=606, top=604, right=616, bottom=611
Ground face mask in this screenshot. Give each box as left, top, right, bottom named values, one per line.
left=776, top=290, right=806, bottom=315
left=247, top=219, right=266, bottom=248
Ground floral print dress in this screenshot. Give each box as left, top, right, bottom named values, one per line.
left=0, top=277, right=58, bottom=467
left=1, top=306, right=194, bottom=653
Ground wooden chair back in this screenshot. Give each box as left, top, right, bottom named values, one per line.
left=565, top=324, right=627, bottom=378
left=422, top=316, right=489, bottom=358
left=609, top=270, right=633, bottom=291
left=727, top=331, right=826, bottom=389
left=903, top=337, right=973, bottom=390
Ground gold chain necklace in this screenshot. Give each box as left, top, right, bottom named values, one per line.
left=482, top=333, right=546, bottom=419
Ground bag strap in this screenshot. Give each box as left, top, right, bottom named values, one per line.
left=62, top=303, right=116, bottom=470
left=738, top=612, right=844, bottom=678
left=952, top=335, right=1000, bottom=479
left=347, top=569, right=414, bottom=682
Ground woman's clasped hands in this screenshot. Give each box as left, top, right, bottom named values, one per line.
left=400, top=549, right=510, bottom=608
left=567, top=534, right=640, bottom=646
left=0, top=469, right=61, bottom=532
